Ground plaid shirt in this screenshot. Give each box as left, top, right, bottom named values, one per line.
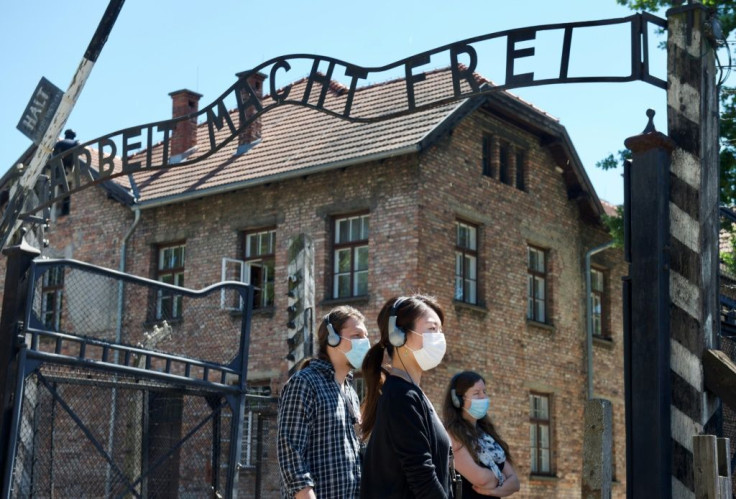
left=277, top=359, right=361, bottom=498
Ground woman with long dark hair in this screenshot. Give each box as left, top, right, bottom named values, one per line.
left=443, top=371, right=519, bottom=498
left=360, top=294, right=453, bottom=498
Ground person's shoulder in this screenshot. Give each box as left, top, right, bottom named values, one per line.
left=382, top=376, right=423, bottom=403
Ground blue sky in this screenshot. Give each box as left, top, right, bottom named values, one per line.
left=0, top=0, right=679, bottom=205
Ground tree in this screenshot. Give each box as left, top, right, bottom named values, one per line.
left=603, top=1, right=736, bottom=261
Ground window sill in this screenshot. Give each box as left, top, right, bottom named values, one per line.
left=453, top=300, right=488, bottom=315
left=228, top=307, right=275, bottom=318
left=143, top=318, right=183, bottom=328
left=593, top=335, right=614, bottom=348
left=527, top=320, right=555, bottom=332
left=320, top=295, right=371, bottom=307
left=529, top=473, right=559, bottom=483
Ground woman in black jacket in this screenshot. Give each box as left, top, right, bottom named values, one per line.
left=360, top=295, right=452, bottom=498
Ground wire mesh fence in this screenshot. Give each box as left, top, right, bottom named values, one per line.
left=4, top=258, right=283, bottom=498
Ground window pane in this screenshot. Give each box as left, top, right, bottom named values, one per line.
left=457, top=224, right=468, bottom=248
left=540, top=448, right=550, bottom=473
left=465, top=255, right=477, bottom=279
left=465, top=279, right=477, bottom=304
left=336, top=248, right=352, bottom=273
left=355, top=246, right=369, bottom=271
left=468, top=226, right=477, bottom=251
left=259, top=233, right=270, bottom=255
left=361, top=215, right=370, bottom=239
left=456, top=276, right=464, bottom=301
left=348, top=217, right=360, bottom=242
left=534, top=276, right=545, bottom=300
left=539, top=395, right=549, bottom=418
left=336, top=274, right=351, bottom=298
left=355, top=270, right=368, bottom=296
left=540, top=425, right=549, bottom=447
left=456, top=252, right=463, bottom=275
left=337, top=219, right=349, bottom=244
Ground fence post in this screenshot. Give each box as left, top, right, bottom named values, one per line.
left=0, top=241, right=39, bottom=495
left=693, top=435, right=732, bottom=498
left=623, top=112, right=675, bottom=499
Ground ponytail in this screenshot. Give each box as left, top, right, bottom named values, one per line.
left=360, top=341, right=389, bottom=441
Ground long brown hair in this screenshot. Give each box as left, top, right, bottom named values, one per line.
left=442, top=371, right=512, bottom=463
left=360, top=294, right=444, bottom=440
left=297, top=305, right=365, bottom=370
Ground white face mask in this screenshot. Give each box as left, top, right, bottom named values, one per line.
left=408, top=331, right=446, bottom=371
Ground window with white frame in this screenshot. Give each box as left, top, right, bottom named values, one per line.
left=156, top=243, right=185, bottom=320
left=527, top=246, right=547, bottom=323
left=245, top=229, right=276, bottom=309
left=591, top=268, right=605, bottom=337
left=455, top=221, right=478, bottom=304
left=530, top=392, right=552, bottom=475
left=41, top=266, right=64, bottom=330
left=333, top=214, right=369, bottom=299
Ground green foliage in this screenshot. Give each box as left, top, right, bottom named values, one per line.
left=601, top=205, right=625, bottom=248
left=595, top=150, right=631, bottom=171
left=602, top=0, right=736, bottom=250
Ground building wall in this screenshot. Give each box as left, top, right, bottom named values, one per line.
left=0, top=107, right=627, bottom=498
left=413, top=109, right=627, bottom=498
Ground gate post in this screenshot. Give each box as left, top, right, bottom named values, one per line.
left=623, top=113, right=675, bottom=498
left=667, top=3, right=721, bottom=497
left=0, top=240, right=39, bottom=491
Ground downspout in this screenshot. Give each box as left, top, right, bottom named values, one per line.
left=585, top=241, right=614, bottom=400
left=105, top=205, right=140, bottom=496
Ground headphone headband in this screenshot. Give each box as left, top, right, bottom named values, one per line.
left=450, top=374, right=462, bottom=408
left=325, top=313, right=341, bottom=347
left=388, top=296, right=409, bottom=347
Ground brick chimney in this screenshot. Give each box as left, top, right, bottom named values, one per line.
left=235, top=71, right=266, bottom=147
left=169, top=89, right=202, bottom=157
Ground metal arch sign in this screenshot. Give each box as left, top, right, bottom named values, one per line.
left=1, top=13, right=666, bottom=248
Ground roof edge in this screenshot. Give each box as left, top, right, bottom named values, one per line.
left=134, top=144, right=420, bottom=210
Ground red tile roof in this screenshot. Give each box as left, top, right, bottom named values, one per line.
left=97, top=67, right=600, bottom=218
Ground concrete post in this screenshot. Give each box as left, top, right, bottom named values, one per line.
left=582, top=399, right=613, bottom=499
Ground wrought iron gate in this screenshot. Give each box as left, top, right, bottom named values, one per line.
left=1, top=256, right=255, bottom=498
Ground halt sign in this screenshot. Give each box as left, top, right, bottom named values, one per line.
left=16, top=77, right=63, bottom=144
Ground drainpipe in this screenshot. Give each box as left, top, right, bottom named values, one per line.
left=585, top=241, right=614, bottom=400
left=105, top=205, right=140, bottom=496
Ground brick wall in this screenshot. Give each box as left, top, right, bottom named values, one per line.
left=0, top=105, right=626, bottom=498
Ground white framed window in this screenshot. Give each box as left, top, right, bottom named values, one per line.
left=527, top=246, right=547, bottom=323
left=333, top=214, right=369, bottom=299
left=245, top=229, right=276, bottom=309
left=530, top=392, right=552, bottom=474
left=591, top=268, right=605, bottom=337
left=41, top=266, right=64, bottom=330
left=156, top=243, right=185, bottom=320
left=455, top=221, right=478, bottom=304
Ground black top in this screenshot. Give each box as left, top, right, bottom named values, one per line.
left=360, top=375, right=452, bottom=499
left=460, top=461, right=504, bottom=499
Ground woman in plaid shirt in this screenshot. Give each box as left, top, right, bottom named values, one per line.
left=277, top=305, right=370, bottom=499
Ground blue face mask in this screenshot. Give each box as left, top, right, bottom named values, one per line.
left=341, top=337, right=370, bottom=369
left=465, top=397, right=490, bottom=419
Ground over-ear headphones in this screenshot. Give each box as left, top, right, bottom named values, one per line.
left=388, top=297, right=408, bottom=347
left=450, top=374, right=462, bottom=408
left=325, top=314, right=341, bottom=347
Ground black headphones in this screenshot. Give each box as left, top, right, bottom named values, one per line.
left=325, top=314, right=341, bottom=347
left=388, top=297, right=408, bottom=347
left=450, top=374, right=462, bottom=408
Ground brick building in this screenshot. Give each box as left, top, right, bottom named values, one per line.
left=1, top=67, right=627, bottom=497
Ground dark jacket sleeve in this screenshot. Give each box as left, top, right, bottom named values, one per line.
left=384, top=385, right=447, bottom=499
